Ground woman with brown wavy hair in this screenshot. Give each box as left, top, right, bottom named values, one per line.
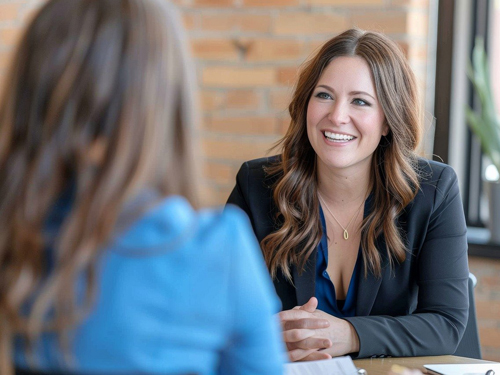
left=0, top=0, right=285, bottom=374
left=228, top=28, right=469, bottom=361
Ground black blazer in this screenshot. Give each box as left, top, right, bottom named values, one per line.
left=227, top=156, right=469, bottom=358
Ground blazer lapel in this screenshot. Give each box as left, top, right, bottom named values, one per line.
left=356, top=236, right=389, bottom=316
left=355, top=193, right=389, bottom=316
left=292, top=252, right=316, bottom=306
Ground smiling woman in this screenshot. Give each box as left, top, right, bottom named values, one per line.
left=227, top=28, right=469, bottom=361
left=307, top=56, right=388, bottom=177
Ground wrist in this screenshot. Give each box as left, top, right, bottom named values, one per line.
left=346, top=320, right=360, bottom=354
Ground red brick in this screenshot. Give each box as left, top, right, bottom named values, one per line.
left=479, top=327, right=500, bottom=348
left=475, top=300, right=500, bottom=320
left=243, top=0, right=299, bottom=6
left=193, top=0, right=234, bottom=7
left=276, top=116, right=292, bottom=135
left=390, top=0, right=429, bottom=7
left=183, top=14, right=197, bottom=30
left=200, top=183, right=234, bottom=207
left=200, top=90, right=225, bottom=111
left=351, top=11, right=408, bottom=34
left=239, top=14, right=272, bottom=32
left=307, top=0, right=383, bottom=5
left=306, top=40, right=329, bottom=55
left=225, top=90, right=261, bottom=110
left=277, top=66, right=299, bottom=86
left=204, top=116, right=276, bottom=135
left=200, top=14, right=237, bottom=31
left=201, top=14, right=272, bottom=33
left=202, top=67, right=276, bottom=88
left=203, top=137, right=277, bottom=161
left=482, top=347, right=500, bottom=362
left=270, top=90, right=292, bottom=111
left=244, top=38, right=305, bottom=61
left=204, top=162, right=233, bottom=184
left=191, top=39, right=239, bottom=60
left=274, top=12, right=348, bottom=35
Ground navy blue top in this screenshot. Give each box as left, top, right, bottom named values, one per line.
left=315, top=206, right=360, bottom=318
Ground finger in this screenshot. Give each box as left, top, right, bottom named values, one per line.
left=299, top=297, right=318, bottom=313
left=286, top=337, right=332, bottom=351
left=282, top=318, right=330, bottom=331
left=282, top=328, right=317, bottom=343
left=299, top=351, right=332, bottom=361
left=288, top=348, right=318, bottom=362
left=279, top=309, right=315, bottom=321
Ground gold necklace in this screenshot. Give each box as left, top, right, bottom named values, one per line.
left=318, top=192, right=366, bottom=240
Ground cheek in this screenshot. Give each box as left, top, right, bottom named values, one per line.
left=306, top=102, right=316, bottom=136
left=306, top=101, right=325, bottom=129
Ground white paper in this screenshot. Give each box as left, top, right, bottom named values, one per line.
left=285, top=356, right=359, bottom=375
left=424, top=363, right=500, bottom=375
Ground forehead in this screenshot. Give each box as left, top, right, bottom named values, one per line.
left=317, top=56, right=376, bottom=93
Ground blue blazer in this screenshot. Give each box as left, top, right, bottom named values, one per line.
left=227, top=156, right=469, bottom=359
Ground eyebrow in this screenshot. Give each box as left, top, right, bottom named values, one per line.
left=316, top=85, right=376, bottom=100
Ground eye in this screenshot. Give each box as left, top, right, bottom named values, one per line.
left=352, top=98, right=371, bottom=106
left=315, top=92, right=332, bottom=100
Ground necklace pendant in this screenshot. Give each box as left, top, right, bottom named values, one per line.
left=343, top=229, right=348, bottom=240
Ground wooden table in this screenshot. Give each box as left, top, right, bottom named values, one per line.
left=353, top=355, right=494, bottom=375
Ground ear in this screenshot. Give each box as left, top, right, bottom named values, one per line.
left=382, top=122, right=389, bottom=136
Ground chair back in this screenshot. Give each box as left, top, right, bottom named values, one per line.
left=453, top=273, right=482, bottom=359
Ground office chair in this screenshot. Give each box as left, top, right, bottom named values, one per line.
left=453, top=272, right=482, bottom=359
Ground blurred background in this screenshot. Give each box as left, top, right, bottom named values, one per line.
left=0, top=0, right=499, bottom=362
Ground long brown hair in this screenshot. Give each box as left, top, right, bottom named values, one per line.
left=0, top=0, right=197, bottom=372
left=262, top=29, right=422, bottom=281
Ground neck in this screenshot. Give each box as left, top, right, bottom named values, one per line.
left=316, top=160, right=371, bottom=207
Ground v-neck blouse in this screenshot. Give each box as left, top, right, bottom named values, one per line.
left=315, top=206, right=360, bottom=318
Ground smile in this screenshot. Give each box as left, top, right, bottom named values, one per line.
left=323, top=131, right=356, bottom=142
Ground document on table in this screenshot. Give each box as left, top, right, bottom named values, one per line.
left=424, top=363, right=500, bottom=375
left=285, top=356, right=360, bottom=375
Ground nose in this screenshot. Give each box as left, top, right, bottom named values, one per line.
left=327, top=101, right=349, bottom=125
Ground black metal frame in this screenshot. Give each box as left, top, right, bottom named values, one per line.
left=433, top=0, right=491, bottom=226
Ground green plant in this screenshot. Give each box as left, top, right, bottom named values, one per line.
left=465, top=37, right=500, bottom=174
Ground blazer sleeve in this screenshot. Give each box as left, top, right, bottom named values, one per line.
left=226, top=160, right=278, bottom=243
left=227, top=161, right=253, bottom=219
left=345, top=165, right=469, bottom=358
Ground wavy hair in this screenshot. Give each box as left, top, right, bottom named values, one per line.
left=0, top=0, right=197, bottom=372
left=262, top=29, right=422, bottom=281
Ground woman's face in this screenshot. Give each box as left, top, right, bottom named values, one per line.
left=306, top=56, right=388, bottom=177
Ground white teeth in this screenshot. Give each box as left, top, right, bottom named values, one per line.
left=324, top=131, right=354, bottom=141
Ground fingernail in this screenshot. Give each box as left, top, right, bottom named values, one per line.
left=323, top=340, right=331, bottom=347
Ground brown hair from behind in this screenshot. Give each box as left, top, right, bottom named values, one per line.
left=0, top=0, right=198, bottom=373
left=262, top=28, right=422, bottom=281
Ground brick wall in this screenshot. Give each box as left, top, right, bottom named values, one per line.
left=183, top=0, right=432, bottom=206
left=2, top=0, right=498, bottom=362
left=469, top=256, right=500, bottom=362
left=0, top=0, right=432, bottom=206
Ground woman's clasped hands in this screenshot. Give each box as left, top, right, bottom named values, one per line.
left=279, top=297, right=360, bottom=362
